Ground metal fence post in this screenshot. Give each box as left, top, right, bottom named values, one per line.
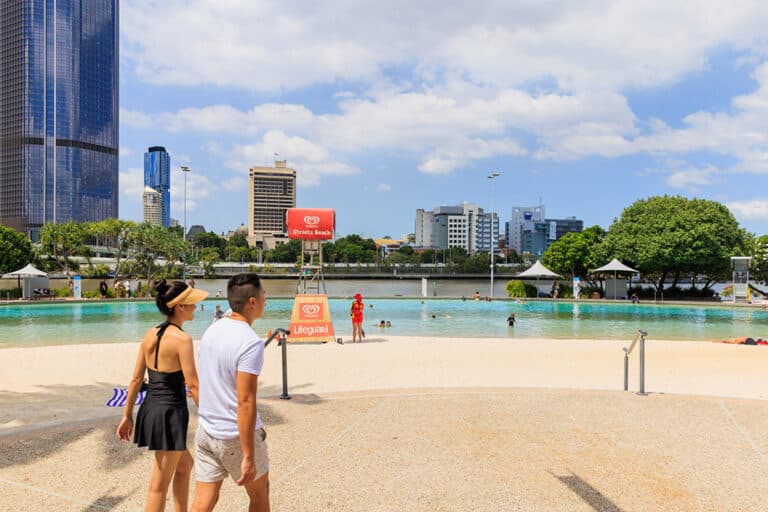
left=638, top=332, right=646, bottom=396
left=623, top=351, right=629, bottom=391
left=279, top=331, right=291, bottom=400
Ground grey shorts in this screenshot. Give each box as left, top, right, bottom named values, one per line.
left=194, top=426, right=269, bottom=483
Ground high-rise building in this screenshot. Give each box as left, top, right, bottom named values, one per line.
left=142, top=186, right=162, bottom=226
left=505, top=205, right=545, bottom=254
left=0, top=1, right=119, bottom=239
left=415, top=203, right=494, bottom=255
left=248, top=160, right=296, bottom=249
left=143, top=146, right=170, bottom=227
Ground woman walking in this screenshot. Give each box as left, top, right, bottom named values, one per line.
left=117, top=280, right=208, bottom=511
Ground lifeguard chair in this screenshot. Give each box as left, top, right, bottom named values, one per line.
left=730, top=256, right=752, bottom=303
left=286, top=209, right=337, bottom=343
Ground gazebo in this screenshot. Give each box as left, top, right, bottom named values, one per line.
left=2, top=264, right=49, bottom=299
left=517, top=260, right=562, bottom=297
left=592, top=258, right=638, bottom=300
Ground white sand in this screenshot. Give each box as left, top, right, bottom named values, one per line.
left=2, top=335, right=767, bottom=435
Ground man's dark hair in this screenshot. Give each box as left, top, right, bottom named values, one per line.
left=227, top=273, right=262, bottom=313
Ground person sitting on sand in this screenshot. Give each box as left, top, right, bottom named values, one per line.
left=116, top=279, right=208, bottom=512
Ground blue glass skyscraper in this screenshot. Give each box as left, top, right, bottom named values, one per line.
left=144, top=146, right=170, bottom=227
left=0, top=0, right=119, bottom=239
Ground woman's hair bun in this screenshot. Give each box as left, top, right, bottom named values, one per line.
left=154, top=279, right=169, bottom=296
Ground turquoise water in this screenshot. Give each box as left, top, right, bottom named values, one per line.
left=1, top=299, right=766, bottom=347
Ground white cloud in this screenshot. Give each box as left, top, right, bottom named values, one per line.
left=119, top=167, right=144, bottom=203
left=122, top=1, right=768, bottom=93
left=220, top=177, right=247, bottom=191
left=726, top=199, right=768, bottom=221
left=665, top=166, right=718, bottom=190
left=224, top=130, right=358, bottom=186
left=377, top=184, right=392, bottom=192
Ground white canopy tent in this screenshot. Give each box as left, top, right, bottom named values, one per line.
left=2, top=264, right=49, bottom=299
left=592, top=259, right=638, bottom=299
left=517, top=260, right=562, bottom=297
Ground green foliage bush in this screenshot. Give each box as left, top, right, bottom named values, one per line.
left=505, top=280, right=526, bottom=298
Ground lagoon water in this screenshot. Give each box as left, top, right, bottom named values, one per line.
left=1, top=298, right=765, bottom=348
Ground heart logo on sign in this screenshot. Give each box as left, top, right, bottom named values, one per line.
left=302, top=304, right=321, bottom=315
left=303, top=216, right=320, bottom=226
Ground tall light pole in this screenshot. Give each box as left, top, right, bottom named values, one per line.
left=180, top=165, right=191, bottom=280
left=488, top=172, right=500, bottom=298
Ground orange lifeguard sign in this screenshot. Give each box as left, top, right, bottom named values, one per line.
left=288, top=294, right=336, bottom=342
left=286, top=208, right=335, bottom=240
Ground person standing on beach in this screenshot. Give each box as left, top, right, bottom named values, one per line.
left=350, top=293, right=365, bottom=342
left=117, top=279, right=208, bottom=512
left=99, top=280, right=108, bottom=299
left=192, top=273, right=270, bottom=512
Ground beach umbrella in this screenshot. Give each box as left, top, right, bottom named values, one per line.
left=591, top=258, right=638, bottom=299
left=3, top=264, right=48, bottom=296
left=516, top=260, right=562, bottom=296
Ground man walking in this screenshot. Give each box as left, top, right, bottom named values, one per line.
left=192, top=273, right=270, bottom=511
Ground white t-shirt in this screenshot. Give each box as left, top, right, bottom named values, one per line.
left=197, top=317, right=264, bottom=439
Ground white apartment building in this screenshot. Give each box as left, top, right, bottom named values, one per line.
left=142, top=186, right=162, bottom=226
left=415, top=203, right=495, bottom=255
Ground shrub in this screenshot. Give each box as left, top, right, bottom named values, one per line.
left=505, top=280, right=527, bottom=298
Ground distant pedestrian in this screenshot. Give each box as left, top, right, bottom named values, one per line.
left=214, top=305, right=224, bottom=321
left=99, top=280, right=108, bottom=299
left=551, top=281, right=559, bottom=299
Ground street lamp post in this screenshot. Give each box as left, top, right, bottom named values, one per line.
left=488, top=172, right=500, bottom=298
left=180, top=165, right=191, bottom=280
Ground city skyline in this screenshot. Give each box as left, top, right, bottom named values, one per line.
left=117, top=1, right=768, bottom=238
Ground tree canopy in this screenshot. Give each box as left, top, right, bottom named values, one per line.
left=0, top=225, right=35, bottom=274
left=542, top=225, right=605, bottom=280
left=597, top=196, right=749, bottom=290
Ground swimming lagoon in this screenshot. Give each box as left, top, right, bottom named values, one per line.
left=1, top=298, right=765, bottom=348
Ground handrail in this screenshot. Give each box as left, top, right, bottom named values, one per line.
left=623, top=330, right=648, bottom=395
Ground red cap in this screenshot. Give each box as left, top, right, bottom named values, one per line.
left=354, top=293, right=362, bottom=300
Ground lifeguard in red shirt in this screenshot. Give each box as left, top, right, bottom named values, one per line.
left=350, top=293, right=365, bottom=342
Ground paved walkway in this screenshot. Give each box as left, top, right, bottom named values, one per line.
left=2, top=388, right=767, bottom=511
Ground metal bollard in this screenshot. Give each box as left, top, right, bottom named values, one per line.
left=279, top=330, right=291, bottom=400
left=638, top=332, right=646, bottom=395
left=623, top=351, right=629, bottom=391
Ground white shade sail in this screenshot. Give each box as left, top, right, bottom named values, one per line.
left=592, top=258, right=638, bottom=274
left=2, top=263, right=48, bottom=278
left=517, top=260, right=562, bottom=279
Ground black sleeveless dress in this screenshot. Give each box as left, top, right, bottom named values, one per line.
left=133, top=321, right=190, bottom=451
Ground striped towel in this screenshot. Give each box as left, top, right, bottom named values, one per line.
left=106, top=388, right=147, bottom=407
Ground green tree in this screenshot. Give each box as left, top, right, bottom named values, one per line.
left=198, top=247, right=221, bottom=278
left=40, top=221, right=85, bottom=271
left=542, top=225, right=606, bottom=282
left=86, top=218, right=138, bottom=286
left=0, top=226, right=35, bottom=274
left=751, top=235, right=768, bottom=284
left=193, top=232, right=225, bottom=259
left=265, top=239, right=303, bottom=263
left=131, top=223, right=187, bottom=293
left=598, top=196, right=749, bottom=291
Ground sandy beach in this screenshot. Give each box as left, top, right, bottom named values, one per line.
left=2, top=336, right=768, bottom=510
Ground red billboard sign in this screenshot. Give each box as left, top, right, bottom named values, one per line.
left=286, top=208, right=335, bottom=240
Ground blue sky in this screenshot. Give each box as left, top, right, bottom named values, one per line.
left=118, top=1, right=768, bottom=239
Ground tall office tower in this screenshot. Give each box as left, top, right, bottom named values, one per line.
left=143, top=146, right=170, bottom=227
left=0, top=1, right=119, bottom=239
left=142, top=186, right=162, bottom=226
left=248, top=160, right=296, bottom=249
